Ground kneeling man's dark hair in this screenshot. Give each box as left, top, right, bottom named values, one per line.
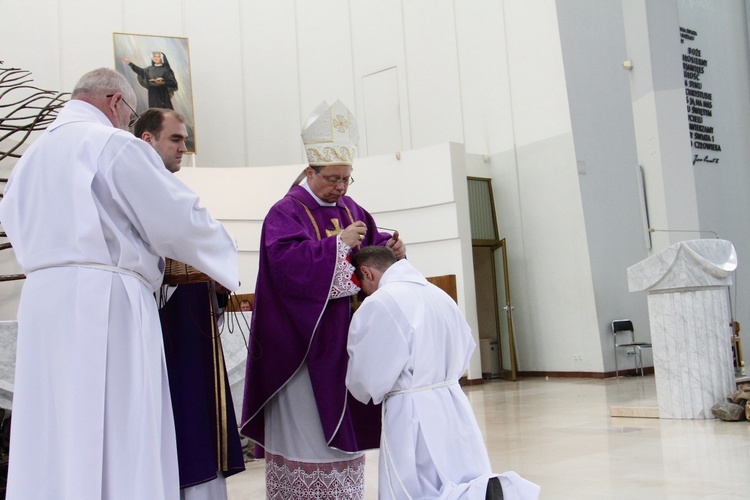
left=352, top=245, right=397, bottom=275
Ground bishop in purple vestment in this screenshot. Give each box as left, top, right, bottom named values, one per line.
left=240, top=100, right=406, bottom=499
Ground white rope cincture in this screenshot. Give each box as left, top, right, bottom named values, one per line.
left=32, top=262, right=152, bottom=289
left=385, top=379, right=458, bottom=399
left=381, top=379, right=460, bottom=500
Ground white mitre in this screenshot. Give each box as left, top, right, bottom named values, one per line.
left=301, top=100, right=359, bottom=166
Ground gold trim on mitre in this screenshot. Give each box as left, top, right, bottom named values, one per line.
left=301, top=100, right=359, bottom=166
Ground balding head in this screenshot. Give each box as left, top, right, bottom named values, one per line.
left=72, top=68, right=135, bottom=103
left=71, top=68, right=137, bottom=131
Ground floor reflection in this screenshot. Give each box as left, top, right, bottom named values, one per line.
left=228, top=376, right=749, bottom=499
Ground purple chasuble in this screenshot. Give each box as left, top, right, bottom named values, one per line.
left=240, top=185, right=388, bottom=452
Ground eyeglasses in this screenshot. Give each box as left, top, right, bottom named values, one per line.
left=106, top=94, right=139, bottom=128
left=316, top=172, right=354, bottom=186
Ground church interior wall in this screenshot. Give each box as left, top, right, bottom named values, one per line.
left=5, top=0, right=748, bottom=374
left=677, top=0, right=750, bottom=367
left=0, top=0, right=601, bottom=376
left=555, top=0, right=653, bottom=374
left=621, top=0, right=750, bottom=365
left=487, top=2, right=604, bottom=373
left=513, top=134, right=603, bottom=373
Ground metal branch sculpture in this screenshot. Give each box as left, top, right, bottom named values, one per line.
left=0, top=62, right=69, bottom=163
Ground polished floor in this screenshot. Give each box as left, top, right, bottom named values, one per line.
left=226, top=376, right=750, bottom=499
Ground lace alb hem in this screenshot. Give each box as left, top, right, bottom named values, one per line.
left=265, top=451, right=365, bottom=499
left=330, top=236, right=360, bottom=299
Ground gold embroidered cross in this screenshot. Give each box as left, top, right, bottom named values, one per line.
left=333, top=115, right=349, bottom=133
left=326, top=218, right=344, bottom=237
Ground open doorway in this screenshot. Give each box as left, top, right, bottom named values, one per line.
left=473, top=241, right=517, bottom=380
left=468, top=178, right=517, bottom=381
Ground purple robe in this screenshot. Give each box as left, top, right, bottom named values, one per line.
left=160, top=282, right=245, bottom=488
left=240, top=185, right=388, bottom=453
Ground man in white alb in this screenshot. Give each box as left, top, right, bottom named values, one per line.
left=0, top=68, right=239, bottom=500
left=346, top=246, right=540, bottom=500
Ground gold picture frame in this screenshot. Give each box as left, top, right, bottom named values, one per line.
left=113, top=32, right=197, bottom=153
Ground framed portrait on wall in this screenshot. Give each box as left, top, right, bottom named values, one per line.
left=113, top=32, right=197, bottom=153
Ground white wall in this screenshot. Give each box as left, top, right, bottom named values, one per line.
left=492, top=2, right=603, bottom=372
left=454, top=0, right=515, bottom=155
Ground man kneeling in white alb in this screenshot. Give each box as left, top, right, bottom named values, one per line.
left=346, top=246, right=540, bottom=500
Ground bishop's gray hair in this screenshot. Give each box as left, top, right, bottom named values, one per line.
left=71, top=68, right=135, bottom=103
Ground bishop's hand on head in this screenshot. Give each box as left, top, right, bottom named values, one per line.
left=386, top=230, right=406, bottom=260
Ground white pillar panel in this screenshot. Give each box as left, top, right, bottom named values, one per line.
left=501, top=0, right=573, bottom=146
left=183, top=0, right=245, bottom=166
left=648, top=289, right=735, bottom=419
left=362, top=67, right=403, bottom=156
left=349, top=0, right=410, bottom=156
left=400, top=0, right=463, bottom=149
left=622, top=0, right=700, bottom=249
left=295, top=0, right=355, bottom=122
left=0, top=320, right=17, bottom=409
left=453, top=0, right=515, bottom=155
left=239, top=0, right=303, bottom=167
